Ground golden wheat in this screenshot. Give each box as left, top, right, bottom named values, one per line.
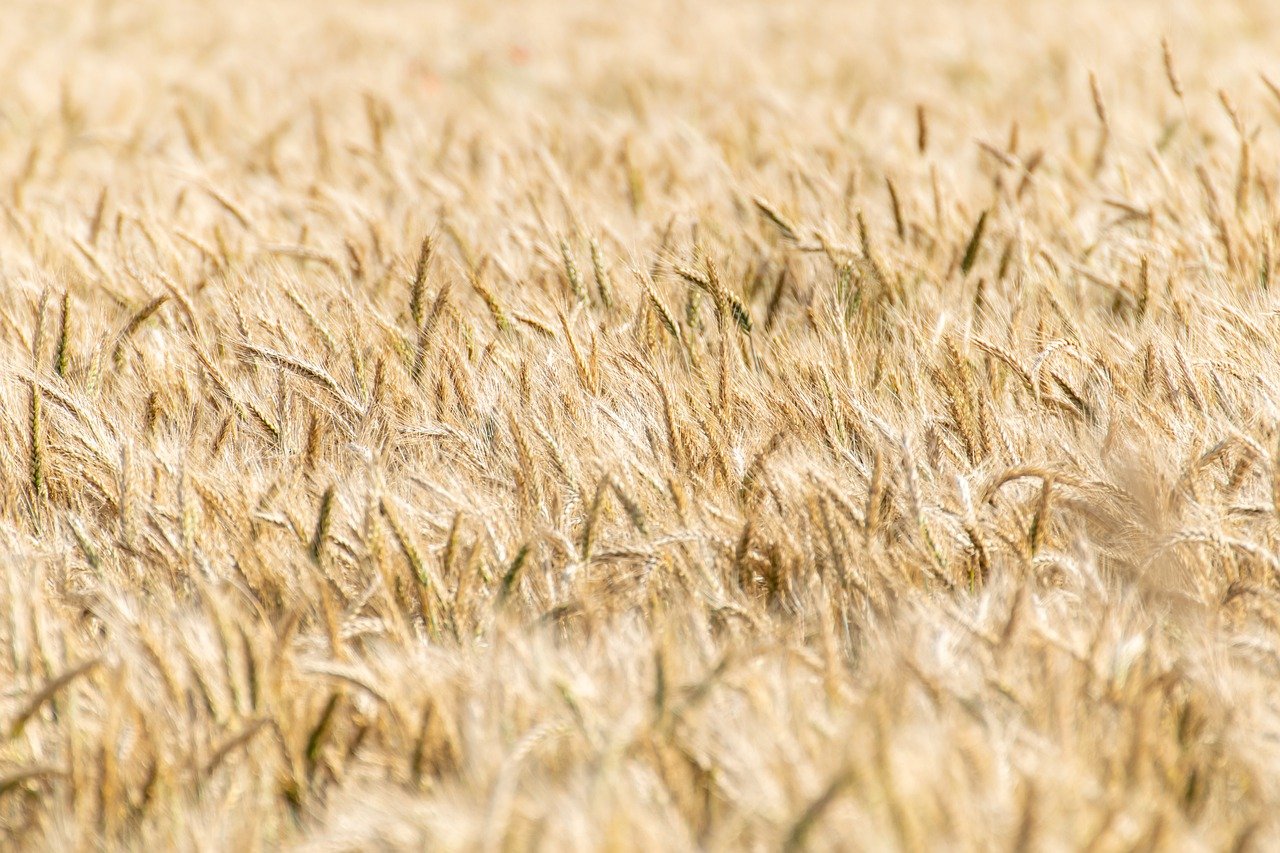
left=3, top=0, right=1280, bottom=849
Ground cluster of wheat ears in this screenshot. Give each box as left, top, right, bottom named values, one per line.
left=8, top=0, right=1280, bottom=849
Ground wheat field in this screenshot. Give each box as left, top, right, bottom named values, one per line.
left=6, top=0, right=1280, bottom=849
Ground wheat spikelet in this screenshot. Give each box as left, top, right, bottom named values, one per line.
left=238, top=343, right=361, bottom=418
left=590, top=238, right=614, bottom=308
left=54, top=290, right=71, bottom=377
left=560, top=238, right=588, bottom=303
left=27, top=380, right=44, bottom=503
left=310, top=485, right=336, bottom=563
left=10, top=658, right=102, bottom=738
left=1162, top=37, right=1184, bottom=99
left=641, top=273, right=681, bottom=343
left=468, top=263, right=509, bottom=332
left=753, top=195, right=801, bottom=243
left=960, top=209, right=989, bottom=277
left=112, top=294, right=169, bottom=364
left=285, top=286, right=337, bottom=355
left=413, top=282, right=452, bottom=380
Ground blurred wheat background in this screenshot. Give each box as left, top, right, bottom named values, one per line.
left=4, top=0, right=1280, bottom=848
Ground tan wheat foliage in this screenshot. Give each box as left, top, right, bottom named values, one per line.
left=1, top=0, right=1280, bottom=849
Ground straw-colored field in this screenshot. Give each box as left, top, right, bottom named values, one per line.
left=4, top=0, right=1280, bottom=848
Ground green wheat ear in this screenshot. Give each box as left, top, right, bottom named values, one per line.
left=54, top=290, right=71, bottom=377
left=28, top=380, right=43, bottom=502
